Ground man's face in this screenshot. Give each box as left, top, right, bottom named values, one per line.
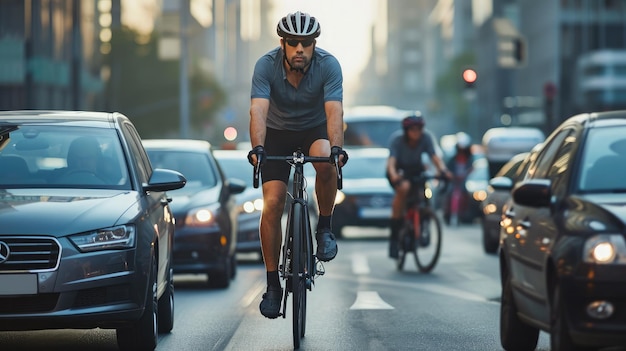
left=282, top=37, right=315, bottom=71
left=406, top=125, right=424, bottom=140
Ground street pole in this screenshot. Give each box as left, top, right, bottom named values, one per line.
left=179, top=0, right=190, bottom=139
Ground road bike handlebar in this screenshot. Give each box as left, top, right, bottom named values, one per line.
left=252, top=152, right=343, bottom=190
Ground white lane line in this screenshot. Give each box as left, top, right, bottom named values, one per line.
left=350, top=291, right=394, bottom=310
left=351, top=253, right=371, bottom=275
left=241, top=280, right=265, bottom=308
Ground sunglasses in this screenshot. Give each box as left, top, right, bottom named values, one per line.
left=285, top=38, right=315, bottom=48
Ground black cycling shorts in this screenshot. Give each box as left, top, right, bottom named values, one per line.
left=262, top=123, right=328, bottom=184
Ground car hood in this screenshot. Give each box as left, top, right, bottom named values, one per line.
left=234, top=188, right=263, bottom=204
left=167, top=186, right=221, bottom=213
left=567, top=194, right=626, bottom=232
left=341, top=178, right=393, bottom=194
left=0, top=189, right=139, bottom=236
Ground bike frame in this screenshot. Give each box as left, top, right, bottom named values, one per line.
left=253, top=148, right=342, bottom=349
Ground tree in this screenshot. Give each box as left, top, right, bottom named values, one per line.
left=435, top=51, right=476, bottom=131
left=104, top=27, right=226, bottom=138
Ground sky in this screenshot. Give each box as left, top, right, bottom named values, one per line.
left=271, top=0, right=378, bottom=87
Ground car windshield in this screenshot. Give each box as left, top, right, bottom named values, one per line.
left=147, top=150, right=218, bottom=190
left=578, top=126, right=626, bottom=192
left=216, top=156, right=252, bottom=187
left=342, top=154, right=388, bottom=179
left=344, top=120, right=401, bottom=148
left=0, top=125, right=130, bottom=189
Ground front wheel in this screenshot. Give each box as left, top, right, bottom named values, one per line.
left=290, top=202, right=308, bottom=349
left=117, top=255, right=159, bottom=351
left=414, top=208, right=442, bottom=273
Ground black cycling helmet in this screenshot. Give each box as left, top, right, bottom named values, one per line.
left=277, top=11, right=321, bottom=39
left=402, top=112, right=425, bottom=131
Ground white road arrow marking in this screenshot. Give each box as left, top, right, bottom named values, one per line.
left=350, top=291, right=394, bottom=310
left=351, top=253, right=371, bottom=275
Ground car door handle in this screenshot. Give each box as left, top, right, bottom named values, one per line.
left=518, top=220, right=531, bottom=229
left=161, top=198, right=172, bottom=206
left=504, top=208, right=515, bottom=218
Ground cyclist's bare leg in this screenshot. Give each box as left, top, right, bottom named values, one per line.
left=309, top=139, right=338, bottom=261
left=391, top=179, right=411, bottom=219
left=389, top=180, right=411, bottom=258
left=310, top=139, right=335, bottom=217
left=260, top=180, right=288, bottom=272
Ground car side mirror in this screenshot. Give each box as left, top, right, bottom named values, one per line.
left=512, top=179, right=551, bottom=207
left=144, top=168, right=187, bottom=192
left=489, top=176, right=513, bottom=191
left=228, top=177, right=247, bottom=195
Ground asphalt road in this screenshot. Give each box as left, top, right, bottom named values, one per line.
left=0, top=222, right=553, bottom=351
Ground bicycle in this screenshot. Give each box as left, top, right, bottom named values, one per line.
left=396, top=173, right=446, bottom=273
left=253, top=148, right=342, bottom=349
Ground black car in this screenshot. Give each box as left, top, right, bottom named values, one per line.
left=143, top=140, right=245, bottom=288
left=213, top=149, right=263, bottom=258
left=480, top=151, right=532, bottom=253
left=499, top=110, right=626, bottom=350
left=0, top=110, right=186, bottom=351
left=330, top=147, right=394, bottom=238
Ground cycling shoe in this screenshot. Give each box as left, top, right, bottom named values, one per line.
left=315, top=229, right=337, bottom=262
left=259, top=286, right=282, bottom=319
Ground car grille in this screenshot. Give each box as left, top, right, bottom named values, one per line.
left=0, top=294, right=59, bottom=313
left=0, top=237, right=61, bottom=272
left=353, top=194, right=393, bottom=207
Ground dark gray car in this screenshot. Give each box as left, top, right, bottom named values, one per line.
left=0, top=110, right=186, bottom=351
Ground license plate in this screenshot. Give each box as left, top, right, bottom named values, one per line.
left=0, top=274, right=38, bottom=295
left=359, top=207, right=391, bottom=218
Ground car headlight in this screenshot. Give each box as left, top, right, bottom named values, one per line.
left=335, top=190, right=346, bottom=205
left=69, top=225, right=135, bottom=252
left=242, top=198, right=263, bottom=214
left=185, top=204, right=219, bottom=227
left=583, top=234, right=626, bottom=264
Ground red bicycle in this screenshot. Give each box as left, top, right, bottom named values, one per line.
left=397, top=173, right=446, bottom=273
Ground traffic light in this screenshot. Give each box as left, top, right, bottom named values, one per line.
left=462, top=68, right=477, bottom=88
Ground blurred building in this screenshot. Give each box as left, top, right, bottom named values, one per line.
left=476, top=0, right=626, bottom=135
left=0, top=0, right=112, bottom=111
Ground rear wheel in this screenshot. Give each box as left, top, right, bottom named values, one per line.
left=415, top=208, right=442, bottom=273
left=117, top=255, right=159, bottom=351
left=500, top=270, right=539, bottom=351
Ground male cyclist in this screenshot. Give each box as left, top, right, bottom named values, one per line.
left=247, top=11, right=348, bottom=319
left=386, top=113, right=451, bottom=258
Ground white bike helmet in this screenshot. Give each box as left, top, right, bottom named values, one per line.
left=277, top=11, right=321, bottom=39
left=456, top=132, right=471, bottom=149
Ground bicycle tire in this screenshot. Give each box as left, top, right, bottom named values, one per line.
left=290, top=202, right=307, bottom=349
left=414, top=208, right=442, bottom=273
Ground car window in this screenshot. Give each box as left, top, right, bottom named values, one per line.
left=217, top=156, right=253, bottom=187
left=528, top=130, right=570, bottom=179
left=147, top=150, right=218, bottom=188
left=578, top=126, right=626, bottom=192
left=546, top=130, right=578, bottom=197
left=0, top=125, right=130, bottom=189
left=344, top=121, right=401, bottom=148
left=342, top=155, right=388, bottom=179
left=122, top=123, right=150, bottom=185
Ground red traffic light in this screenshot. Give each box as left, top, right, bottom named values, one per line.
left=462, top=69, right=477, bottom=84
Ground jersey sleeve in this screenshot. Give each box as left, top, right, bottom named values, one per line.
left=250, top=55, right=273, bottom=99
left=423, top=132, right=436, bottom=156
left=322, top=55, right=343, bottom=102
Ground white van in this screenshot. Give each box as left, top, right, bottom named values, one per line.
left=482, top=127, right=545, bottom=178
